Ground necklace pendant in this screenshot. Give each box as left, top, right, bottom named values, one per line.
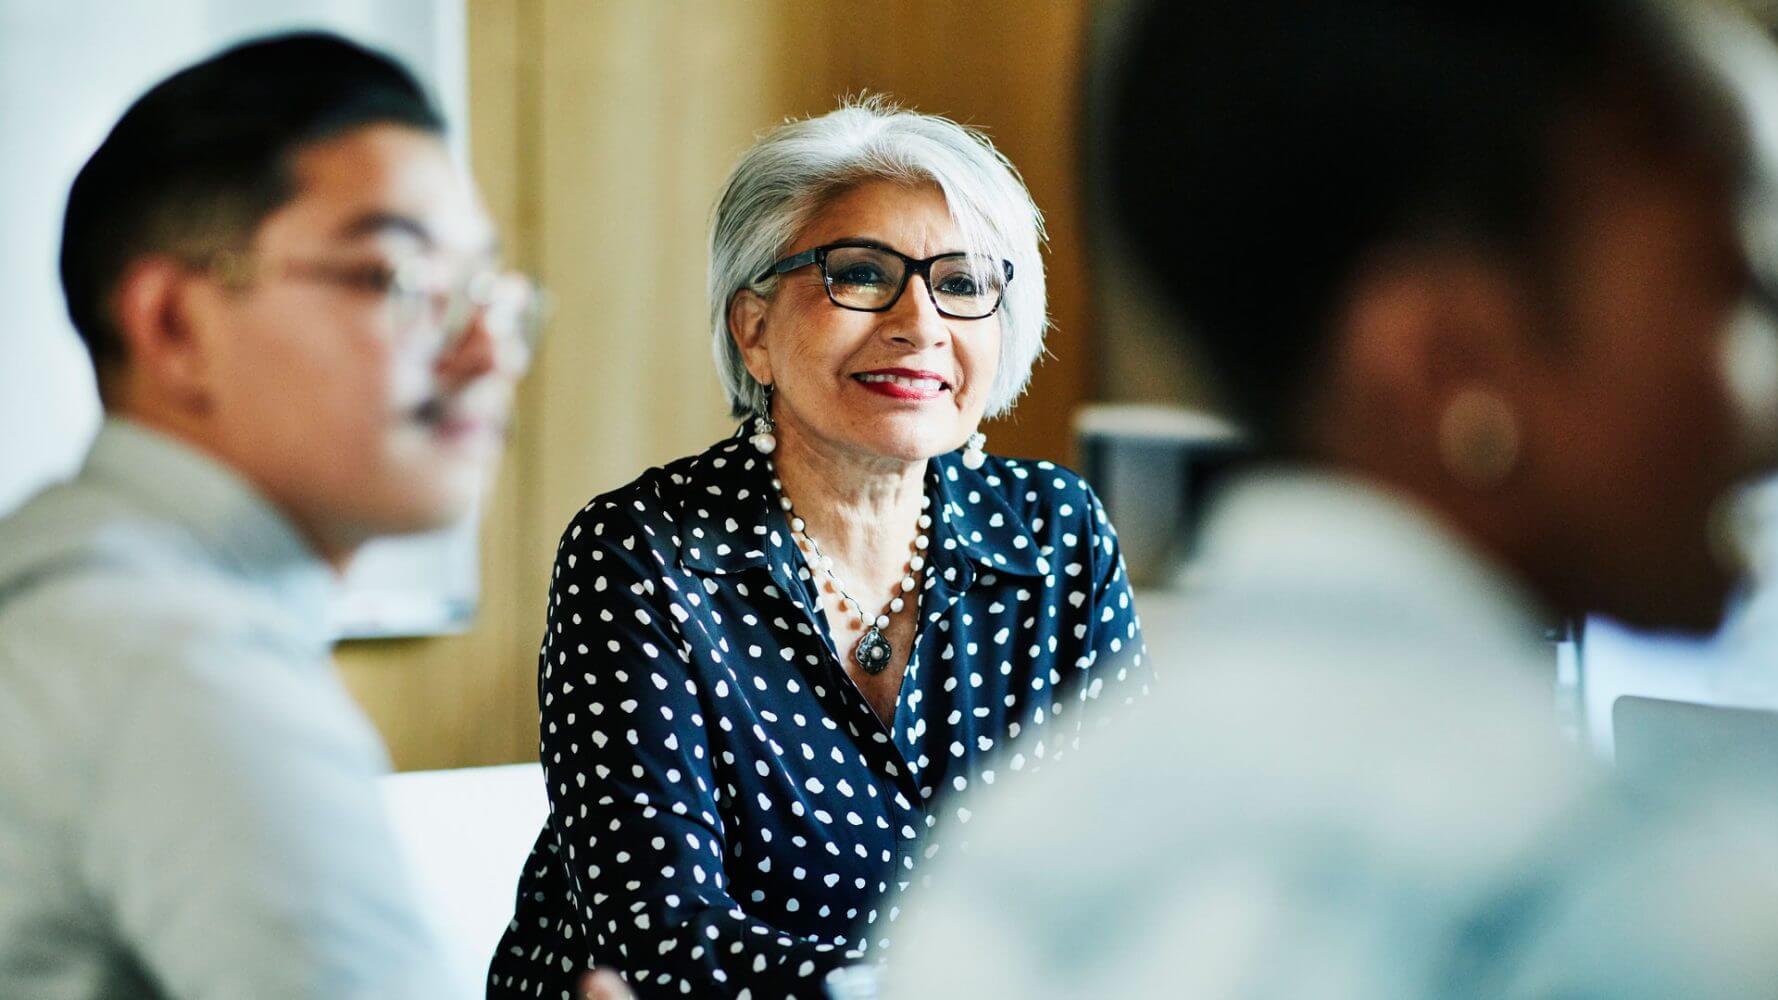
left=854, top=625, right=894, bottom=675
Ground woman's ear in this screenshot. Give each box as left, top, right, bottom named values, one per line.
left=728, top=288, right=773, bottom=386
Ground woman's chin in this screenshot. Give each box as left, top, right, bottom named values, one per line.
left=839, top=426, right=960, bottom=466
left=793, top=408, right=973, bottom=467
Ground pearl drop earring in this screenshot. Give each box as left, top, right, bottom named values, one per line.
left=749, top=386, right=777, bottom=455
left=961, top=431, right=987, bottom=470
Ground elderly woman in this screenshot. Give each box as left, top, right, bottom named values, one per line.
left=489, top=99, right=1148, bottom=998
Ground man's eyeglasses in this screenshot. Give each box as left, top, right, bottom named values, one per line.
left=755, top=242, right=1014, bottom=320
left=209, top=251, right=549, bottom=371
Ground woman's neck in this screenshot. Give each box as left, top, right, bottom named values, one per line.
left=770, top=418, right=928, bottom=596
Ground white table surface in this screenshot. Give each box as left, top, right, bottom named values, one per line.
left=382, top=762, right=548, bottom=997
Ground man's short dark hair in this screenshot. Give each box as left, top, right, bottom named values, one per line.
left=1102, top=0, right=1729, bottom=449
left=60, top=31, right=446, bottom=374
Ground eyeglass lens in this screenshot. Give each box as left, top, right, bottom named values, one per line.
left=822, top=246, right=1005, bottom=318
left=395, top=264, right=546, bottom=368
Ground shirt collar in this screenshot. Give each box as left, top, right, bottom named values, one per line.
left=1193, top=467, right=1554, bottom=658
left=83, top=417, right=336, bottom=628
left=672, top=432, right=790, bottom=577
left=675, top=428, right=1048, bottom=582
left=926, top=452, right=1048, bottom=578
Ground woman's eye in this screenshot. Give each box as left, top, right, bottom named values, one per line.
left=831, top=264, right=888, bottom=286
left=938, top=275, right=982, bottom=297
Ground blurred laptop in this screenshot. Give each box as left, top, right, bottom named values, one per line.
left=1613, top=695, right=1778, bottom=796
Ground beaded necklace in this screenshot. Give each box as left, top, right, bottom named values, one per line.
left=769, top=466, right=930, bottom=675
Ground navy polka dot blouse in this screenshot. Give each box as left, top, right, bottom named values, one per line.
left=490, top=430, right=1149, bottom=998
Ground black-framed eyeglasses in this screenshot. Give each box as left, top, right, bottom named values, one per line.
left=208, top=250, right=549, bottom=372
left=756, top=241, right=1014, bottom=320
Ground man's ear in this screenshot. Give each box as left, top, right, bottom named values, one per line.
left=1337, top=251, right=1530, bottom=410
left=110, top=256, right=215, bottom=413
left=728, top=287, right=773, bottom=387
left=1330, top=250, right=1534, bottom=488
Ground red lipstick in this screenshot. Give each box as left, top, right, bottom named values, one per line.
left=851, top=368, right=950, bottom=401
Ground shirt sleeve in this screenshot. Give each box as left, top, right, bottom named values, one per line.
left=1039, top=483, right=1152, bottom=761
left=1082, top=484, right=1151, bottom=703
left=74, top=611, right=455, bottom=1000
left=538, top=502, right=856, bottom=998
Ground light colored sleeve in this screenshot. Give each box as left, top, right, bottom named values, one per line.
left=1496, top=792, right=1778, bottom=1000
left=76, top=619, right=459, bottom=1000
left=880, top=685, right=1426, bottom=1000
left=885, top=835, right=1428, bottom=1000
left=886, top=752, right=1778, bottom=1000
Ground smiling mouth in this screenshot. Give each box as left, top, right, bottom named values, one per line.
left=852, top=371, right=951, bottom=392
left=411, top=398, right=506, bottom=440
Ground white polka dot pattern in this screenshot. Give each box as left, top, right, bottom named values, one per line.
left=489, top=430, right=1149, bottom=998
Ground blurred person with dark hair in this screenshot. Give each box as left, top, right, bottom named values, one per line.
left=0, top=32, right=542, bottom=999
left=885, top=1, right=1778, bottom=997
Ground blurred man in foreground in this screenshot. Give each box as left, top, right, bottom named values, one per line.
left=887, top=1, right=1778, bottom=996
left=0, top=33, right=539, bottom=998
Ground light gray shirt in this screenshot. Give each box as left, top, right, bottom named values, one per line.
left=886, top=471, right=1778, bottom=999
left=0, top=419, right=455, bottom=999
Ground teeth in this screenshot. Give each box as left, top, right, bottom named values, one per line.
left=857, top=373, right=944, bottom=390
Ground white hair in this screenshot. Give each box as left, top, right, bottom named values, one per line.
left=708, top=96, right=1049, bottom=419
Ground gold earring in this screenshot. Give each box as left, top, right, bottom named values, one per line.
left=1438, top=387, right=1519, bottom=488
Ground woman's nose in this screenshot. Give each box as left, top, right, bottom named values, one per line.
left=880, top=273, right=949, bottom=348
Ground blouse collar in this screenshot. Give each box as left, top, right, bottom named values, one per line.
left=673, top=428, right=1048, bottom=588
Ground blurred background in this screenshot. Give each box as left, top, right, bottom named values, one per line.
left=9, top=0, right=1778, bottom=774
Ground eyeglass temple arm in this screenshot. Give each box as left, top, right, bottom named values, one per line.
left=755, top=249, right=822, bottom=283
